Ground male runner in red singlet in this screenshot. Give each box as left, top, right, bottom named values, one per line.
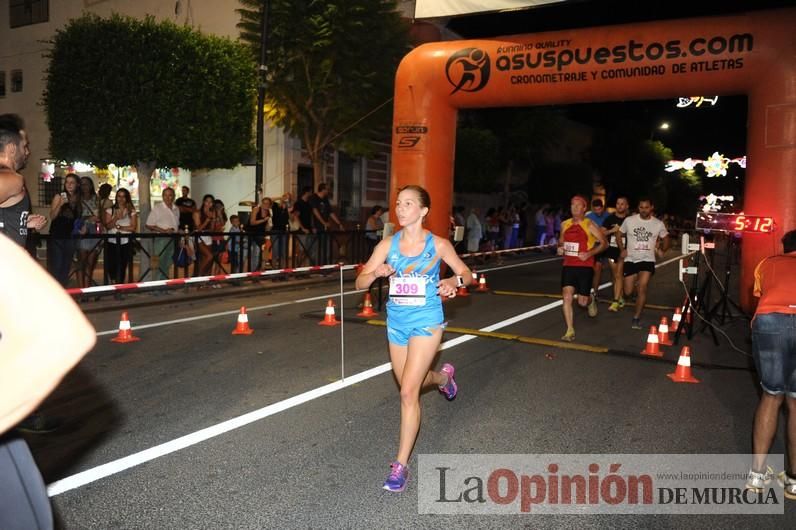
left=558, top=195, right=607, bottom=341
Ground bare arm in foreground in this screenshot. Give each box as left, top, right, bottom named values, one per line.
left=0, top=233, right=96, bottom=434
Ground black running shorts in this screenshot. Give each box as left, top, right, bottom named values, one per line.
left=604, top=246, right=622, bottom=262
left=561, top=266, right=593, bottom=296
left=623, top=260, right=656, bottom=277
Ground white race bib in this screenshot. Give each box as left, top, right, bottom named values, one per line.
left=563, top=241, right=580, bottom=256
left=389, top=276, right=426, bottom=306
left=634, top=241, right=651, bottom=251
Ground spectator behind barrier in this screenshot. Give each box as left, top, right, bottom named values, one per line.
left=145, top=187, right=180, bottom=281
left=104, top=187, right=137, bottom=287
left=76, top=177, right=102, bottom=289
left=49, top=173, right=82, bottom=287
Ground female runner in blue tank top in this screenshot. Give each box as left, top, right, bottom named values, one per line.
left=356, top=185, right=473, bottom=492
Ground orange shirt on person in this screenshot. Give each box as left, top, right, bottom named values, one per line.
left=561, top=218, right=597, bottom=268
left=753, top=253, right=796, bottom=315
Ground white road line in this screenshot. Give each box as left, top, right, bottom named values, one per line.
left=46, top=363, right=394, bottom=497
left=477, top=255, right=561, bottom=273
left=49, top=254, right=684, bottom=496
left=95, top=256, right=563, bottom=336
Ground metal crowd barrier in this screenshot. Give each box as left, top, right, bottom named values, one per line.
left=34, top=225, right=561, bottom=298
left=35, top=229, right=377, bottom=292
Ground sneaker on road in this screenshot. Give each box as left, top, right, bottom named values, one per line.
left=383, top=461, right=409, bottom=492
left=608, top=300, right=620, bottom=312
left=618, top=297, right=625, bottom=308
left=587, top=295, right=598, bottom=317
left=439, top=363, right=457, bottom=401
left=561, top=328, right=576, bottom=342
left=631, top=318, right=642, bottom=330
left=777, top=471, right=796, bottom=500
left=745, top=466, right=774, bottom=491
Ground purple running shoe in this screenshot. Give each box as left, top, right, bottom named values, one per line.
left=383, top=461, right=409, bottom=492
left=439, top=363, right=457, bottom=401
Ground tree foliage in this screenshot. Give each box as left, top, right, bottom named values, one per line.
left=45, top=14, right=256, bottom=170
left=44, top=13, right=257, bottom=226
left=485, top=108, right=569, bottom=169
left=237, top=0, right=409, bottom=186
left=529, top=160, right=593, bottom=204
left=454, top=128, right=500, bottom=193
left=663, top=168, right=703, bottom=218
left=455, top=107, right=576, bottom=200
left=590, top=120, right=672, bottom=202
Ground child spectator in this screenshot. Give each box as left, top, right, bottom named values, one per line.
left=228, top=214, right=248, bottom=273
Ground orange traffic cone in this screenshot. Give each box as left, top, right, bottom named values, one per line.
left=658, top=316, right=672, bottom=346
left=319, top=299, right=340, bottom=326
left=232, top=306, right=254, bottom=335
left=357, top=293, right=379, bottom=317
left=475, top=274, right=489, bottom=293
left=111, top=311, right=140, bottom=343
left=641, top=325, right=662, bottom=357
left=671, top=308, right=682, bottom=333
left=667, top=346, right=700, bottom=383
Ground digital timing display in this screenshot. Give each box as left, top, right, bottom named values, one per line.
left=695, top=212, right=775, bottom=233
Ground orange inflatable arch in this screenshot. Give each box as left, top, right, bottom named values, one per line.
left=390, top=8, right=795, bottom=310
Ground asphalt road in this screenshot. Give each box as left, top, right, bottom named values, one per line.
left=21, top=250, right=794, bottom=529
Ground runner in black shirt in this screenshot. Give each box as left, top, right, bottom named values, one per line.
left=603, top=196, right=630, bottom=312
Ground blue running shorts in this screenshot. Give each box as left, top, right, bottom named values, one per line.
left=387, top=323, right=445, bottom=346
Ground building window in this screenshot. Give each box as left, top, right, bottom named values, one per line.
left=10, top=70, right=22, bottom=93
left=0, top=72, right=5, bottom=98
left=9, top=0, right=49, bottom=28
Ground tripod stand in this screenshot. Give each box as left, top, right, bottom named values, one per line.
left=700, top=233, right=747, bottom=328
left=673, top=233, right=748, bottom=346
left=673, top=243, right=719, bottom=346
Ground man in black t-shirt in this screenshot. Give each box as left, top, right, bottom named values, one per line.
left=294, top=186, right=316, bottom=264
left=294, top=186, right=313, bottom=231
left=309, top=183, right=343, bottom=265
left=309, top=182, right=344, bottom=232
left=175, top=186, right=196, bottom=231
left=0, top=115, right=46, bottom=247
left=603, top=196, right=630, bottom=312
left=271, top=193, right=291, bottom=268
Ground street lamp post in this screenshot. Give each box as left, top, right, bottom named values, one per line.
left=255, top=0, right=271, bottom=204
left=650, top=121, right=670, bottom=141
